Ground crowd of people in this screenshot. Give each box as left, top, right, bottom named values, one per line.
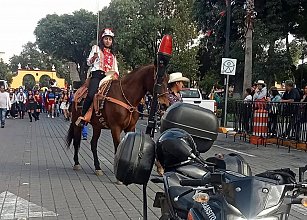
left=0, top=85, right=74, bottom=128
left=242, top=79, right=307, bottom=139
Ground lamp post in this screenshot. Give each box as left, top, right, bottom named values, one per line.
left=223, top=0, right=231, bottom=127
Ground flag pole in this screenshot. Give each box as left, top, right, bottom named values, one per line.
left=96, top=0, right=100, bottom=50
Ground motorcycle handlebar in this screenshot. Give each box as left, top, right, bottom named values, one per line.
left=290, top=198, right=303, bottom=204
left=180, top=179, right=205, bottom=186
left=180, top=172, right=213, bottom=187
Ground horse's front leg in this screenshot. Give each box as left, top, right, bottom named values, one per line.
left=91, top=127, right=103, bottom=176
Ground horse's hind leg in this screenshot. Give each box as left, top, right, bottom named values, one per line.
left=73, top=126, right=82, bottom=170
left=91, top=128, right=103, bottom=175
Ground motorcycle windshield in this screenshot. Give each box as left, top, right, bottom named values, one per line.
left=223, top=176, right=286, bottom=218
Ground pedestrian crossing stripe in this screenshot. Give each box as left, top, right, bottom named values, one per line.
left=0, top=191, right=58, bottom=219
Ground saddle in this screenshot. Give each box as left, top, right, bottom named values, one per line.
left=74, top=72, right=117, bottom=125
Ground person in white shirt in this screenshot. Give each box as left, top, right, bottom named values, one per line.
left=253, top=80, right=267, bottom=101
left=0, top=86, right=11, bottom=128
left=6, top=88, right=17, bottom=118
left=16, top=88, right=27, bottom=119
left=244, top=88, right=253, bottom=102
left=76, top=28, right=119, bottom=127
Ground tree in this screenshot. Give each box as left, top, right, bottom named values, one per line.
left=34, top=10, right=97, bottom=81
left=193, top=0, right=246, bottom=93
left=9, top=42, right=70, bottom=83
left=105, top=0, right=199, bottom=79
left=0, top=60, right=11, bottom=83
left=194, top=0, right=306, bottom=95
left=22, top=74, right=36, bottom=90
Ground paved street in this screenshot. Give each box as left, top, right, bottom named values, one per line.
left=0, top=115, right=306, bottom=220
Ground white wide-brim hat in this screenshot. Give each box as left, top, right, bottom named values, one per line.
left=168, top=72, right=190, bottom=84
left=256, top=80, right=266, bottom=85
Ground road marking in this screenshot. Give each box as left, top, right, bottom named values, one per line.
left=213, top=145, right=257, bottom=158
left=0, top=191, right=57, bottom=219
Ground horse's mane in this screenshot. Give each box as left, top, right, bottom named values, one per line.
left=121, top=64, right=154, bottom=79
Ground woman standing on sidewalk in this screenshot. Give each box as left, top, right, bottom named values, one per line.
left=267, top=87, right=281, bottom=137
left=34, top=90, right=43, bottom=120
left=46, top=88, right=56, bottom=118
left=16, top=88, right=26, bottom=119
left=6, top=88, right=17, bottom=118
left=60, top=89, right=70, bottom=121
left=26, top=90, right=38, bottom=122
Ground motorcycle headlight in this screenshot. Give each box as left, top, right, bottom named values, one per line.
left=227, top=215, right=278, bottom=220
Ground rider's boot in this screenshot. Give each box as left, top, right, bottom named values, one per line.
left=76, top=98, right=92, bottom=127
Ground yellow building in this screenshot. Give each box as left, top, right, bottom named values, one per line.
left=10, top=69, right=65, bottom=89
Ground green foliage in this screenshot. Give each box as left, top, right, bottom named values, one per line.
left=22, top=74, right=36, bottom=90
left=294, top=63, right=307, bottom=88
left=34, top=10, right=97, bottom=81
left=198, top=70, right=221, bottom=94
left=105, top=0, right=199, bottom=79
left=193, top=0, right=307, bottom=94
left=9, top=42, right=70, bottom=83
left=0, top=60, right=12, bottom=84
left=39, top=75, right=51, bottom=87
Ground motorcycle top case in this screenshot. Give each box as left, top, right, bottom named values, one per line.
left=114, top=131, right=155, bottom=185
left=160, top=102, right=218, bottom=153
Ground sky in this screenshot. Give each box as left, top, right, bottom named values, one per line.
left=0, top=0, right=111, bottom=63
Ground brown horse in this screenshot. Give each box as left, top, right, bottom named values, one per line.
left=66, top=64, right=169, bottom=175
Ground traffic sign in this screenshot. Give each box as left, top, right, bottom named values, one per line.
left=221, top=58, right=237, bottom=75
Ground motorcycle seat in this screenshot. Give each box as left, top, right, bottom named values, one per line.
left=175, top=164, right=208, bottom=179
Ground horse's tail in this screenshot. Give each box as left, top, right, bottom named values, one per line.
left=66, top=122, right=74, bottom=149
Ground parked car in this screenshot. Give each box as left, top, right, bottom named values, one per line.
left=180, top=88, right=216, bottom=113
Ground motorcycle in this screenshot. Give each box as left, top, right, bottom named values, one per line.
left=152, top=128, right=307, bottom=220
left=114, top=102, right=307, bottom=220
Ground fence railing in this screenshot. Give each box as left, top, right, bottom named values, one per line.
left=234, top=101, right=307, bottom=144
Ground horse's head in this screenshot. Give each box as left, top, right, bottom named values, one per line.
left=156, top=74, right=170, bottom=107
left=121, top=64, right=170, bottom=107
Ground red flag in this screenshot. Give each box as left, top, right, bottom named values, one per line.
left=204, top=30, right=213, bottom=37
left=219, top=11, right=226, bottom=17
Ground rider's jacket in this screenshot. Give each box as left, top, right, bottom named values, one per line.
left=87, top=45, right=119, bottom=74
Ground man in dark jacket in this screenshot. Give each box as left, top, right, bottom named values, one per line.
left=281, top=80, right=301, bottom=102
left=281, top=80, right=301, bottom=140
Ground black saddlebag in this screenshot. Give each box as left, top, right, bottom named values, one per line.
left=160, top=102, right=219, bottom=153
left=114, top=131, right=155, bottom=185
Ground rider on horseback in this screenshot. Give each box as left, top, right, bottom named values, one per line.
left=76, top=28, right=119, bottom=127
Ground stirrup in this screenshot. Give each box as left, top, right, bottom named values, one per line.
left=75, top=117, right=85, bottom=127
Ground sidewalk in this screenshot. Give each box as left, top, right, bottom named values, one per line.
left=0, top=116, right=306, bottom=219
left=0, top=116, right=162, bottom=220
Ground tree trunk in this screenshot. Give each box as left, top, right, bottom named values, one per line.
left=266, top=41, right=275, bottom=89
left=242, top=0, right=254, bottom=97
left=243, top=27, right=253, bottom=96
left=79, top=61, right=88, bottom=83
left=285, top=34, right=293, bottom=74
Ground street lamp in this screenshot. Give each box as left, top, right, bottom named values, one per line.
left=223, top=0, right=231, bottom=127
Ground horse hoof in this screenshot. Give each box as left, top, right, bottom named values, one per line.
left=115, top=180, right=123, bottom=185
left=73, top=165, right=82, bottom=170
left=95, top=170, right=104, bottom=176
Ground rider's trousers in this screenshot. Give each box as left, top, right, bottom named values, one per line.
left=81, top=70, right=105, bottom=116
